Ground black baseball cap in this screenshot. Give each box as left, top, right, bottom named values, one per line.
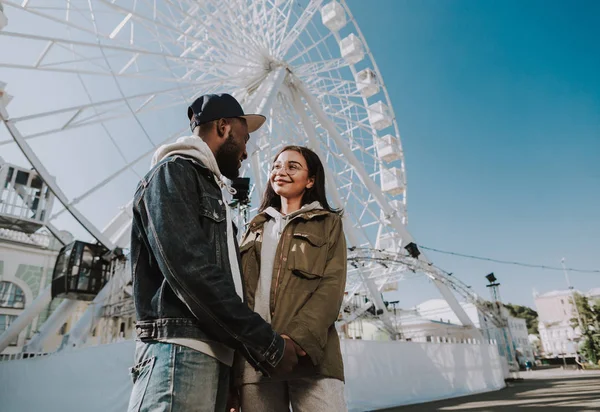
left=187, top=93, right=266, bottom=134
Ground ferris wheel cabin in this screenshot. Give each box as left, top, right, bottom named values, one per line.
left=50, top=241, right=111, bottom=301
left=0, top=159, right=55, bottom=234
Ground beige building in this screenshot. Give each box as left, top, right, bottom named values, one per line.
left=0, top=228, right=62, bottom=355
left=534, top=290, right=581, bottom=356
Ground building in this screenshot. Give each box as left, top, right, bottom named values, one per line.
left=343, top=298, right=535, bottom=365
left=535, top=289, right=580, bottom=356
left=534, top=288, right=600, bottom=357
left=343, top=309, right=475, bottom=344
left=0, top=158, right=119, bottom=356
left=414, top=299, right=535, bottom=365
left=587, top=288, right=600, bottom=302
left=0, top=228, right=63, bottom=354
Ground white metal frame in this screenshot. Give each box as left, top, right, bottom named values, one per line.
left=0, top=0, right=482, bottom=344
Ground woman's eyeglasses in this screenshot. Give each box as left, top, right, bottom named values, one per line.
left=271, top=162, right=307, bottom=176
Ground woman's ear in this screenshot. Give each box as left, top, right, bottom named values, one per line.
left=306, top=177, right=315, bottom=190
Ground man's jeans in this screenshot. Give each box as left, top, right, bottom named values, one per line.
left=127, top=341, right=230, bottom=412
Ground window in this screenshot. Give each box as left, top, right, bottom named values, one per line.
left=0, top=282, right=25, bottom=309
left=0, top=314, right=18, bottom=345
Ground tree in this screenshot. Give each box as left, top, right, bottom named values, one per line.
left=570, top=293, right=600, bottom=364
left=505, top=303, right=539, bottom=335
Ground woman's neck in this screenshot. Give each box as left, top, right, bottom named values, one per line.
left=280, top=197, right=302, bottom=215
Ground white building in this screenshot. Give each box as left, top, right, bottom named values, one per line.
left=587, top=288, right=600, bottom=302
left=534, top=289, right=600, bottom=357
left=344, top=298, right=534, bottom=365
left=535, top=290, right=580, bottom=356
left=414, top=299, right=535, bottom=365
left=0, top=228, right=63, bottom=355
left=343, top=310, right=476, bottom=344
left=0, top=158, right=130, bottom=357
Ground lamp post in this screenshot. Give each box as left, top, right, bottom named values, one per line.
left=485, top=273, right=518, bottom=370
left=561, top=258, right=584, bottom=339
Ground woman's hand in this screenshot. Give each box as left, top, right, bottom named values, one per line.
left=282, top=334, right=307, bottom=357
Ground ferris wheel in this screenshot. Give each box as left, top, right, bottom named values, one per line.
left=0, top=0, right=475, bottom=336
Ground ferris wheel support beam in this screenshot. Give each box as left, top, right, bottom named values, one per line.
left=287, top=85, right=397, bottom=336
left=0, top=287, right=52, bottom=353
left=0, top=105, right=115, bottom=249
left=292, top=76, right=482, bottom=339
left=244, top=67, right=288, bottom=196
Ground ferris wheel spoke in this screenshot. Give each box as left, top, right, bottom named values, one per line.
left=295, top=58, right=350, bottom=78
left=97, top=0, right=263, bottom=66
left=264, top=0, right=286, bottom=54
left=2, top=0, right=420, bottom=329
left=302, top=72, right=358, bottom=91
left=272, top=0, right=296, bottom=58
left=0, top=32, right=258, bottom=81
left=192, top=0, right=267, bottom=57
left=277, top=0, right=324, bottom=58
left=48, top=126, right=185, bottom=221
left=253, top=0, right=272, bottom=53
left=287, top=31, right=335, bottom=65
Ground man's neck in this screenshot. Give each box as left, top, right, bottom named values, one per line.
left=197, top=134, right=219, bottom=158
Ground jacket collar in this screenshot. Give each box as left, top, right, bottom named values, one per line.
left=248, top=208, right=330, bottom=233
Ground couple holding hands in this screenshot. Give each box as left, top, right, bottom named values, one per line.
left=127, top=93, right=347, bottom=412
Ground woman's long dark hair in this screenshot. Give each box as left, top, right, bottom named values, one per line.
left=258, top=145, right=341, bottom=215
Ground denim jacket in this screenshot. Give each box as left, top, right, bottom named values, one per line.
left=130, top=154, right=285, bottom=374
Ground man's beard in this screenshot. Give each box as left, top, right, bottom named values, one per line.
left=215, top=132, right=241, bottom=180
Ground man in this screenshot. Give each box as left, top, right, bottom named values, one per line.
left=127, top=93, right=299, bottom=412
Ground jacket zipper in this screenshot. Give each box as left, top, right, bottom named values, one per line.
left=271, top=245, right=285, bottom=318
left=243, top=231, right=258, bottom=308
left=271, top=215, right=293, bottom=318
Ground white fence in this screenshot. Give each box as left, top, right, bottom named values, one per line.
left=343, top=340, right=505, bottom=411
left=0, top=340, right=505, bottom=411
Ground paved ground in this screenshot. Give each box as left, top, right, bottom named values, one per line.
left=381, top=370, right=600, bottom=411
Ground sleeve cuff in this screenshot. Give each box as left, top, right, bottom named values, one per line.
left=263, top=333, right=285, bottom=368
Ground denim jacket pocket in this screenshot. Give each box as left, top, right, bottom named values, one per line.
left=128, top=356, right=156, bottom=412
left=198, top=195, right=226, bottom=223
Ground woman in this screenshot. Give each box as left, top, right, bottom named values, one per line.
left=234, top=146, right=347, bottom=411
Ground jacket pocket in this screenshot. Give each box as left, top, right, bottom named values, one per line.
left=287, top=232, right=327, bottom=292
left=127, top=356, right=156, bottom=412
left=198, top=195, right=226, bottom=223
left=239, top=239, right=255, bottom=256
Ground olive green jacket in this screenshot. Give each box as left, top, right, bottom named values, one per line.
left=238, top=209, right=347, bottom=382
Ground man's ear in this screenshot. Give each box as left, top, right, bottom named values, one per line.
left=216, top=118, right=232, bottom=138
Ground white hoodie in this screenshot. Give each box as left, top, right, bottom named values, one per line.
left=254, top=201, right=323, bottom=323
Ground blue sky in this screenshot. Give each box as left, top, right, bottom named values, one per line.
left=2, top=1, right=598, bottom=311
left=346, top=0, right=600, bottom=308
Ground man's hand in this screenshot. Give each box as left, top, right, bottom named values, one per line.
left=226, top=387, right=240, bottom=412
left=272, top=335, right=299, bottom=375
left=282, top=334, right=307, bottom=357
